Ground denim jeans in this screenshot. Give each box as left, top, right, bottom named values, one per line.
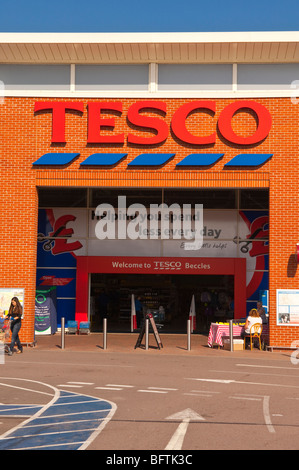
left=9, top=320, right=22, bottom=352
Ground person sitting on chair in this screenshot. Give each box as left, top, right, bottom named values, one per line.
left=241, top=308, right=262, bottom=349
left=257, top=300, right=267, bottom=324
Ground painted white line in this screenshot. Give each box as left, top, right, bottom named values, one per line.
left=19, top=361, right=133, bottom=368
left=187, top=377, right=299, bottom=389
left=105, top=384, right=134, bottom=388
left=67, top=382, right=94, bottom=385
left=229, top=396, right=262, bottom=401
left=148, top=387, right=178, bottom=391
left=184, top=390, right=220, bottom=397
left=0, top=378, right=59, bottom=440
left=0, top=402, right=44, bottom=407
left=57, top=385, right=82, bottom=388
left=236, top=363, right=298, bottom=371
left=0, top=381, right=53, bottom=397
left=233, top=393, right=266, bottom=398
left=239, top=381, right=299, bottom=389
left=78, top=400, right=117, bottom=451
left=165, top=421, right=189, bottom=450
left=229, top=394, right=275, bottom=433
left=23, top=409, right=111, bottom=420
left=0, top=415, right=34, bottom=418
left=0, top=379, right=117, bottom=450
left=212, top=369, right=299, bottom=379
left=19, top=418, right=105, bottom=429
left=53, top=393, right=76, bottom=398
left=137, top=390, right=168, bottom=394
left=95, top=387, right=123, bottom=391
left=165, top=409, right=204, bottom=450
left=263, top=396, right=275, bottom=433
left=0, top=405, right=42, bottom=412
left=14, top=441, right=85, bottom=450
left=4, top=427, right=99, bottom=440
left=183, top=393, right=213, bottom=397
left=187, top=378, right=235, bottom=384
left=50, top=399, right=102, bottom=408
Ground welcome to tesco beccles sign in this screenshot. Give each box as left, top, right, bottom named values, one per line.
left=34, top=100, right=272, bottom=146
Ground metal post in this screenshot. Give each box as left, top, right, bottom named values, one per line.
left=187, top=319, right=191, bottom=351
left=103, top=318, right=107, bottom=350
left=145, top=318, right=149, bottom=350
left=229, top=319, right=233, bottom=352
left=61, top=317, right=65, bottom=350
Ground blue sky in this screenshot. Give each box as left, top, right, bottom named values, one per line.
left=1, top=0, right=299, bottom=32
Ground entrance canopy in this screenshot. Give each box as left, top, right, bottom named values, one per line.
left=75, top=256, right=246, bottom=324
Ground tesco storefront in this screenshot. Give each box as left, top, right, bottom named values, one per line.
left=1, top=32, right=299, bottom=347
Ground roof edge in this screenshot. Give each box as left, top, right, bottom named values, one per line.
left=1, top=31, right=299, bottom=44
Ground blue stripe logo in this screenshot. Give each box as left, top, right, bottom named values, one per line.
left=33, top=153, right=80, bottom=166
left=32, top=153, right=273, bottom=168
left=224, top=154, right=273, bottom=167
left=127, top=153, right=175, bottom=166
left=176, top=154, right=224, bottom=166
left=80, top=153, right=127, bottom=166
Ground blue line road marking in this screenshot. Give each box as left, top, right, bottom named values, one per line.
left=0, top=390, right=116, bottom=450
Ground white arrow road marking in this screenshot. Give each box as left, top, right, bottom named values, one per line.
left=165, top=408, right=205, bottom=450
left=188, top=377, right=299, bottom=389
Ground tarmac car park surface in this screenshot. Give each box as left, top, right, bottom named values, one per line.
left=0, top=333, right=299, bottom=452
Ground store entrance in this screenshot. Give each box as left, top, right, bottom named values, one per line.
left=90, top=273, right=234, bottom=333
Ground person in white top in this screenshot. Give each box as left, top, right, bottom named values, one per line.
left=242, top=308, right=262, bottom=348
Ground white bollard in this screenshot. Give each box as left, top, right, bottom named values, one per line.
left=103, top=318, right=107, bottom=350
left=229, top=319, right=233, bottom=352
left=187, top=319, right=191, bottom=351
left=61, top=317, right=65, bottom=350
left=145, top=318, right=149, bottom=350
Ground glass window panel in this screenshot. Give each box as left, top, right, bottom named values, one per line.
left=38, top=188, right=87, bottom=207
left=158, top=64, right=233, bottom=90
left=76, top=65, right=149, bottom=90
left=91, top=188, right=162, bottom=208
left=240, top=190, right=269, bottom=209
left=0, top=65, right=70, bottom=90
left=164, top=189, right=237, bottom=209
left=237, top=64, right=299, bottom=90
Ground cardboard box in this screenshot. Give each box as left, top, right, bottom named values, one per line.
left=223, top=338, right=244, bottom=351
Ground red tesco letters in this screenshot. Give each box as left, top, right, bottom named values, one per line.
left=34, top=100, right=272, bottom=146
left=34, top=101, right=84, bottom=143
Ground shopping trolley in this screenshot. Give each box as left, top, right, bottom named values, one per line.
left=0, top=316, right=11, bottom=354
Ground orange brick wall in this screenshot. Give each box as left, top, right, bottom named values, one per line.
left=1, top=96, right=298, bottom=347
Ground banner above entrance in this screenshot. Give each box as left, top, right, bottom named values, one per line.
left=75, top=256, right=247, bottom=324
left=84, top=256, right=235, bottom=274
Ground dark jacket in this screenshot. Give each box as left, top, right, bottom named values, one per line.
left=8, top=307, right=22, bottom=324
